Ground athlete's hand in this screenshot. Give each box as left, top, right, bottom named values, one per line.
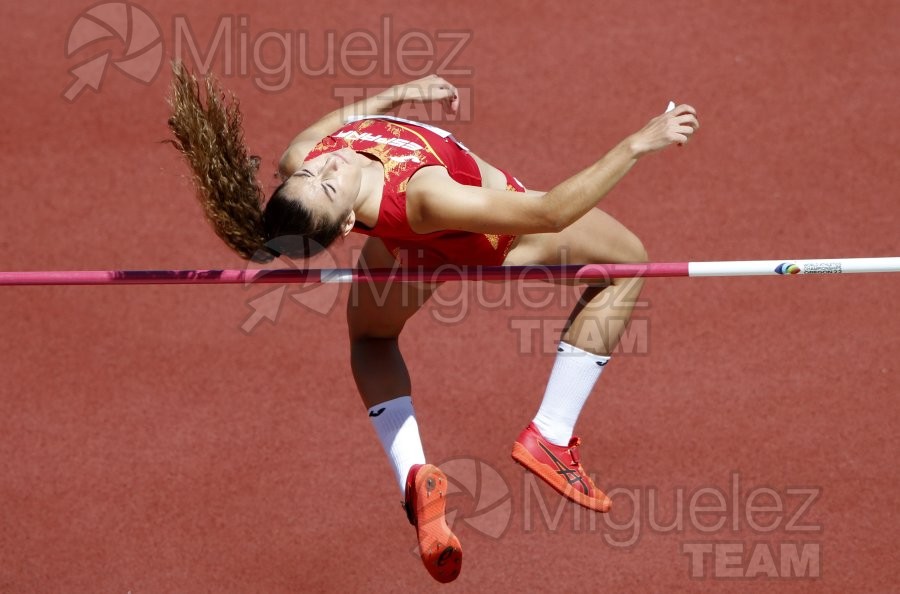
left=629, top=104, right=700, bottom=156
left=391, top=74, right=460, bottom=114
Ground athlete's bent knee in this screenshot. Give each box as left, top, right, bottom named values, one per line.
left=347, top=304, right=408, bottom=342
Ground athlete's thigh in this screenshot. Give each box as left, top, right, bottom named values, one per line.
left=504, top=195, right=647, bottom=267
left=347, top=237, right=441, bottom=340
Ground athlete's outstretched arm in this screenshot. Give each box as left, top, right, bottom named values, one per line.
left=279, top=75, right=459, bottom=175
left=407, top=104, right=700, bottom=235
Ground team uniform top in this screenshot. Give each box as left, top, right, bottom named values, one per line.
left=306, top=116, right=526, bottom=267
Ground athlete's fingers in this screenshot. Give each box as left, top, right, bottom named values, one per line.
left=675, top=114, right=700, bottom=129
left=441, top=96, right=453, bottom=114
left=672, top=104, right=696, bottom=117
left=434, top=82, right=459, bottom=113
left=427, top=75, right=454, bottom=93
left=403, top=74, right=458, bottom=104
left=431, top=84, right=455, bottom=102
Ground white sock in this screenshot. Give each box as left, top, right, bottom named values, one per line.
left=532, top=341, right=610, bottom=446
left=367, top=396, right=426, bottom=495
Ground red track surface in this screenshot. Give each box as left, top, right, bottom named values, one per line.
left=1, top=1, right=898, bottom=591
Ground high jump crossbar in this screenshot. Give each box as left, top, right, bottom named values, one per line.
left=0, top=258, right=898, bottom=286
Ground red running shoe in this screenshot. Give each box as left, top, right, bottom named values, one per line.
left=403, top=464, right=462, bottom=583
left=511, top=423, right=612, bottom=512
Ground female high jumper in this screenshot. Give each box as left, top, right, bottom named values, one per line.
left=167, top=62, right=699, bottom=583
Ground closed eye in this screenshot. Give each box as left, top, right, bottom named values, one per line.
left=294, top=169, right=334, bottom=201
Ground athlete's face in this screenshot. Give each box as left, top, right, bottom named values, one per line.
left=283, top=148, right=362, bottom=229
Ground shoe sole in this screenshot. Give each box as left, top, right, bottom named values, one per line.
left=410, top=465, right=462, bottom=583
left=512, top=442, right=612, bottom=512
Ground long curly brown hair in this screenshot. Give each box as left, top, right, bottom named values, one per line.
left=166, top=61, right=278, bottom=261
left=166, top=61, right=349, bottom=261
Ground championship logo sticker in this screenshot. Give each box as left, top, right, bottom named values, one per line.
left=775, top=262, right=801, bottom=275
